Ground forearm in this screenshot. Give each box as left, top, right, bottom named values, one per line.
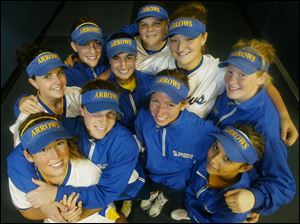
left=265, top=84, right=289, bottom=118
left=19, top=207, right=45, bottom=220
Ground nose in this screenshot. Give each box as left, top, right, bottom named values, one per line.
left=53, top=74, right=63, bottom=84
left=49, top=148, right=60, bottom=159
left=147, top=24, right=154, bottom=32
left=156, top=104, right=166, bottom=116
left=177, top=41, right=186, bottom=52
left=225, top=73, right=236, bottom=84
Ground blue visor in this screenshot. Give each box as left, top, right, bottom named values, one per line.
left=135, top=4, right=168, bottom=22
left=106, top=38, right=137, bottom=59
left=211, top=126, right=259, bottom=165
left=82, top=90, right=123, bottom=115
left=20, top=119, right=72, bottom=154
left=71, top=22, right=103, bottom=46
left=164, top=18, right=206, bottom=40
left=147, top=76, right=189, bottom=104
left=218, top=48, right=269, bottom=75
left=26, top=52, right=67, bottom=77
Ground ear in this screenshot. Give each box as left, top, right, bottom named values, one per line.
left=23, top=150, right=34, bottom=163
left=180, top=101, right=187, bottom=111
left=70, top=42, right=78, bottom=53
left=80, top=106, right=85, bottom=116
left=28, top=78, right=39, bottom=90
left=257, top=72, right=266, bottom=85
left=239, top=164, right=253, bottom=173
left=200, top=32, right=208, bottom=46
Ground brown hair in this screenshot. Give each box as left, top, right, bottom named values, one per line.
left=156, top=69, right=189, bottom=89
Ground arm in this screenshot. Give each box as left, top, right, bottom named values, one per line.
left=96, top=68, right=111, bottom=81
left=15, top=94, right=43, bottom=116
left=265, top=84, right=298, bottom=146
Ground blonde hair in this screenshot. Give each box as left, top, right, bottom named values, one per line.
left=233, top=39, right=276, bottom=86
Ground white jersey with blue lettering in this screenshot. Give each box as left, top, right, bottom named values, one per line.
left=8, top=158, right=116, bottom=223
left=134, top=36, right=173, bottom=75
left=9, top=86, right=82, bottom=147
left=138, top=53, right=226, bottom=118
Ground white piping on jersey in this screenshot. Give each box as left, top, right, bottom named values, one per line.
left=193, top=215, right=200, bottom=223
left=88, top=139, right=96, bottom=160
left=91, top=68, right=97, bottom=79
left=138, top=177, right=145, bottom=183
left=162, top=128, right=167, bottom=157
left=129, top=93, right=137, bottom=116
left=133, top=134, right=145, bottom=153
left=204, top=204, right=213, bottom=214
left=215, top=107, right=237, bottom=126
left=196, top=170, right=209, bottom=198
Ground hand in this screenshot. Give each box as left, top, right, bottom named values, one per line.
left=60, top=193, right=82, bottom=222
left=243, top=212, right=260, bottom=223
left=224, top=189, right=255, bottom=213
left=26, top=178, right=57, bottom=208
left=19, top=95, right=43, bottom=115
left=280, top=116, right=299, bottom=146
left=40, top=202, right=68, bottom=223
left=64, top=54, right=76, bottom=67
left=95, top=68, right=111, bottom=81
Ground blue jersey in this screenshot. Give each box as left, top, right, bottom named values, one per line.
left=208, top=88, right=296, bottom=214
left=64, top=55, right=108, bottom=87
left=186, top=160, right=255, bottom=223
left=135, top=109, right=219, bottom=190
left=61, top=117, right=143, bottom=208
left=109, top=71, right=154, bottom=132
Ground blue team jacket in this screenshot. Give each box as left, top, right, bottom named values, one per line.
left=109, top=71, right=154, bottom=132
left=134, top=109, right=219, bottom=190
left=208, top=88, right=296, bottom=214
left=186, top=160, right=255, bottom=223
left=64, top=55, right=108, bottom=87
left=60, top=117, right=142, bottom=208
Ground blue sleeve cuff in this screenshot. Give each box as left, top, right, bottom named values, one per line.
left=14, top=94, right=29, bottom=117
left=250, top=187, right=264, bottom=210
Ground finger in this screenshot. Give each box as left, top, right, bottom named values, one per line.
left=62, top=194, right=67, bottom=206
left=55, top=201, right=68, bottom=212
left=68, top=208, right=82, bottom=222
left=224, top=189, right=240, bottom=197
left=77, top=201, right=82, bottom=209
left=70, top=193, right=80, bottom=208
left=67, top=192, right=76, bottom=208
left=31, top=178, right=47, bottom=186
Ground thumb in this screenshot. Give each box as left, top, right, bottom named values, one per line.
left=55, top=201, right=68, bottom=212
left=224, top=188, right=241, bottom=197
left=32, top=178, right=47, bottom=186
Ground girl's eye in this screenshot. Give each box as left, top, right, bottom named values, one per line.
left=170, top=39, right=178, bottom=44
left=43, top=75, right=51, bottom=79
left=151, top=99, right=159, bottom=104
left=224, top=156, right=232, bottom=163
left=166, top=103, right=175, bottom=108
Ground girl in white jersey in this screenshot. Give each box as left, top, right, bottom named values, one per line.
left=9, top=45, right=81, bottom=147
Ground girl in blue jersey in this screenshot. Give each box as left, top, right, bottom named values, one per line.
left=10, top=45, right=81, bottom=146
left=23, top=79, right=144, bottom=222
left=7, top=113, right=122, bottom=222
left=134, top=69, right=219, bottom=218
left=106, top=32, right=154, bottom=132
left=64, top=17, right=109, bottom=87
left=207, top=39, right=296, bottom=216
left=171, top=125, right=265, bottom=223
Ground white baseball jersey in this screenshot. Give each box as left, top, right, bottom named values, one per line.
left=9, top=86, right=82, bottom=147
left=134, top=36, right=173, bottom=75
left=136, top=53, right=226, bottom=118
left=9, top=158, right=116, bottom=223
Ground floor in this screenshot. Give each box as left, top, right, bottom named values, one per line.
left=1, top=1, right=298, bottom=223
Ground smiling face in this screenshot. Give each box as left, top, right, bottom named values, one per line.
left=71, top=40, right=102, bottom=68
left=81, top=107, right=117, bottom=140
left=138, top=17, right=168, bottom=51
left=110, top=52, right=136, bottom=84
left=29, top=67, right=66, bottom=101
left=169, top=33, right=207, bottom=71
left=224, top=65, right=265, bottom=103
left=206, top=141, right=247, bottom=180
left=24, top=139, right=70, bottom=184
left=149, top=92, right=185, bottom=126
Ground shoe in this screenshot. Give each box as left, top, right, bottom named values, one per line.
left=120, top=200, right=132, bottom=218
left=170, top=209, right=191, bottom=221
left=140, top=191, right=160, bottom=211
left=148, top=192, right=168, bottom=218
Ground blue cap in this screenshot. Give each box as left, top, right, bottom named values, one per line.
left=71, top=22, right=103, bottom=46
left=26, top=52, right=67, bottom=77
left=164, top=18, right=206, bottom=40
left=81, top=90, right=123, bottom=115
left=20, top=119, right=72, bottom=154
left=211, top=126, right=259, bottom=165
left=218, top=48, right=269, bottom=75
left=135, top=4, right=168, bottom=22
left=147, top=76, right=189, bottom=104
left=106, top=38, right=137, bottom=59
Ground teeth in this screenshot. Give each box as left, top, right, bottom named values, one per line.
left=95, top=126, right=105, bottom=131
left=50, top=161, right=63, bottom=167
left=120, top=70, right=128, bottom=74
left=157, top=116, right=167, bottom=121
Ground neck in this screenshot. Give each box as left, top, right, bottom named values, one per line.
left=38, top=92, right=63, bottom=114
left=208, top=173, right=240, bottom=188
left=143, top=40, right=166, bottom=51
left=179, top=54, right=202, bottom=71
left=117, top=74, right=135, bottom=85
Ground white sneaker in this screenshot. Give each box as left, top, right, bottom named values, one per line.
left=170, top=209, right=191, bottom=221
left=120, top=200, right=132, bottom=218
left=140, top=191, right=160, bottom=211
left=148, top=192, right=168, bottom=218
